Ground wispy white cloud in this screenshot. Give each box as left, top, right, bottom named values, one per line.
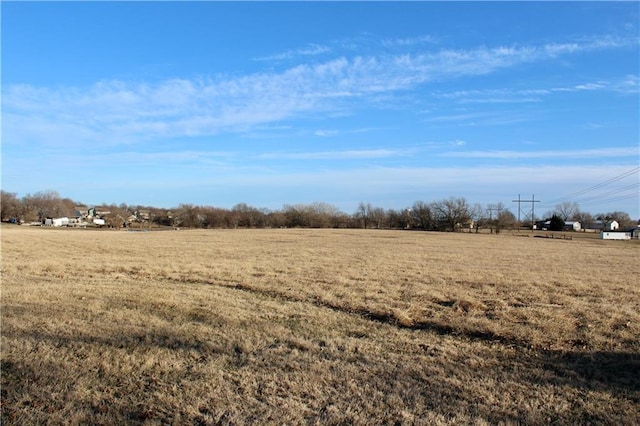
left=314, top=129, right=339, bottom=137
left=432, top=76, right=637, bottom=105
left=254, top=43, right=331, bottom=61
left=441, top=147, right=639, bottom=159
left=382, top=35, right=438, bottom=47
left=254, top=148, right=412, bottom=160
left=3, top=35, right=636, bottom=147
left=422, top=111, right=532, bottom=127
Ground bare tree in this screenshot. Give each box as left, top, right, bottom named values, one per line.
left=266, top=210, right=287, bottom=228
left=470, top=203, right=486, bottom=233
left=354, top=202, right=373, bottom=229
left=283, top=204, right=308, bottom=228
left=554, top=201, right=580, bottom=221
left=232, top=203, right=266, bottom=228
left=175, top=204, right=202, bottom=228
left=431, top=197, right=471, bottom=232
left=602, top=211, right=634, bottom=228
left=495, top=209, right=517, bottom=233
left=308, top=202, right=338, bottom=228
left=370, top=206, right=387, bottom=229
left=1, top=191, right=21, bottom=222
left=21, top=190, right=68, bottom=222
left=104, top=204, right=129, bottom=229
left=411, top=201, right=433, bottom=230
left=572, top=210, right=593, bottom=230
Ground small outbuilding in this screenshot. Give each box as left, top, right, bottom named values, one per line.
left=52, top=217, right=70, bottom=227
left=601, top=231, right=631, bottom=240
left=626, top=227, right=640, bottom=240
left=564, top=221, right=582, bottom=231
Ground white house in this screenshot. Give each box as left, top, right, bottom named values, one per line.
left=590, top=220, right=619, bottom=231
left=605, top=220, right=619, bottom=231
left=52, top=217, right=70, bottom=227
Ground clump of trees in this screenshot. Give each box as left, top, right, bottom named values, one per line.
left=1, top=189, right=635, bottom=232
left=1, top=190, right=77, bottom=223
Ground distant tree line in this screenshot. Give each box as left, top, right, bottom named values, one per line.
left=0, top=190, right=636, bottom=231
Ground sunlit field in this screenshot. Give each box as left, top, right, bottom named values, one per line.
left=2, top=225, right=639, bottom=424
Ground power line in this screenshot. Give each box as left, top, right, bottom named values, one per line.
left=572, top=182, right=640, bottom=204
left=578, top=192, right=640, bottom=207
left=545, top=166, right=640, bottom=205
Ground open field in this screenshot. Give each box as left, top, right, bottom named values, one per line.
left=1, top=225, right=639, bottom=424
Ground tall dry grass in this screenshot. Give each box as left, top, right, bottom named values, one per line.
left=1, top=226, right=639, bottom=424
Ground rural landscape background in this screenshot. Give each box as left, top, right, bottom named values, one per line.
left=2, top=2, right=639, bottom=424
left=1, top=187, right=638, bottom=233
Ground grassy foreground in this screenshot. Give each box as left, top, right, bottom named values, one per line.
left=1, top=226, right=639, bottom=424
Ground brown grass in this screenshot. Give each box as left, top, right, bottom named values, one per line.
left=2, top=225, right=639, bottom=424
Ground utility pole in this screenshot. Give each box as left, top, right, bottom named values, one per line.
left=512, top=194, right=540, bottom=230
left=486, top=204, right=503, bottom=234
left=486, top=205, right=503, bottom=221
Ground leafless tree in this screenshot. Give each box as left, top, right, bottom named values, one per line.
left=1, top=191, right=21, bottom=222
left=495, top=209, right=517, bottom=233
left=370, top=206, right=387, bottom=229
left=104, top=204, right=129, bottom=229
left=431, top=197, right=471, bottom=232
left=233, top=203, right=266, bottom=228
left=554, top=201, right=580, bottom=221
left=385, top=208, right=413, bottom=229
left=572, top=210, right=593, bottom=229
left=175, top=204, right=202, bottom=228
left=469, top=203, right=486, bottom=233
left=599, top=211, right=634, bottom=228
left=411, top=201, right=433, bottom=230
left=21, top=190, right=71, bottom=222
left=354, top=202, right=373, bottom=229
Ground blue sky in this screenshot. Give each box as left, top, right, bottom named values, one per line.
left=2, top=2, right=639, bottom=217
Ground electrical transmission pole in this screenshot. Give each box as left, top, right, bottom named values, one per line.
left=512, top=194, right=540, bottom=230
left=486, top=204, right=503, bottom=234
left=486, top=205, right=503, bottom=220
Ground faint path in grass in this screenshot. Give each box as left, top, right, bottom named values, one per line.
left=162, top=275, right=640, bottom=396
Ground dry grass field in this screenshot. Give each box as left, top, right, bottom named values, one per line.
left=1, top=225, right=639, bottom=424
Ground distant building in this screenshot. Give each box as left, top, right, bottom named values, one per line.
left=74, top=206, right=89, bottom=219
left=589, top=220, right=619, bottom=231
left=564, top=221, right=582, bottom=231
left=626, top=226, right=640, bottom=240
left=601, top=231, right=631, bottom=240
left=51, top=217, right=70, bottom=227
left=534, top=220, right=581, bottom=231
